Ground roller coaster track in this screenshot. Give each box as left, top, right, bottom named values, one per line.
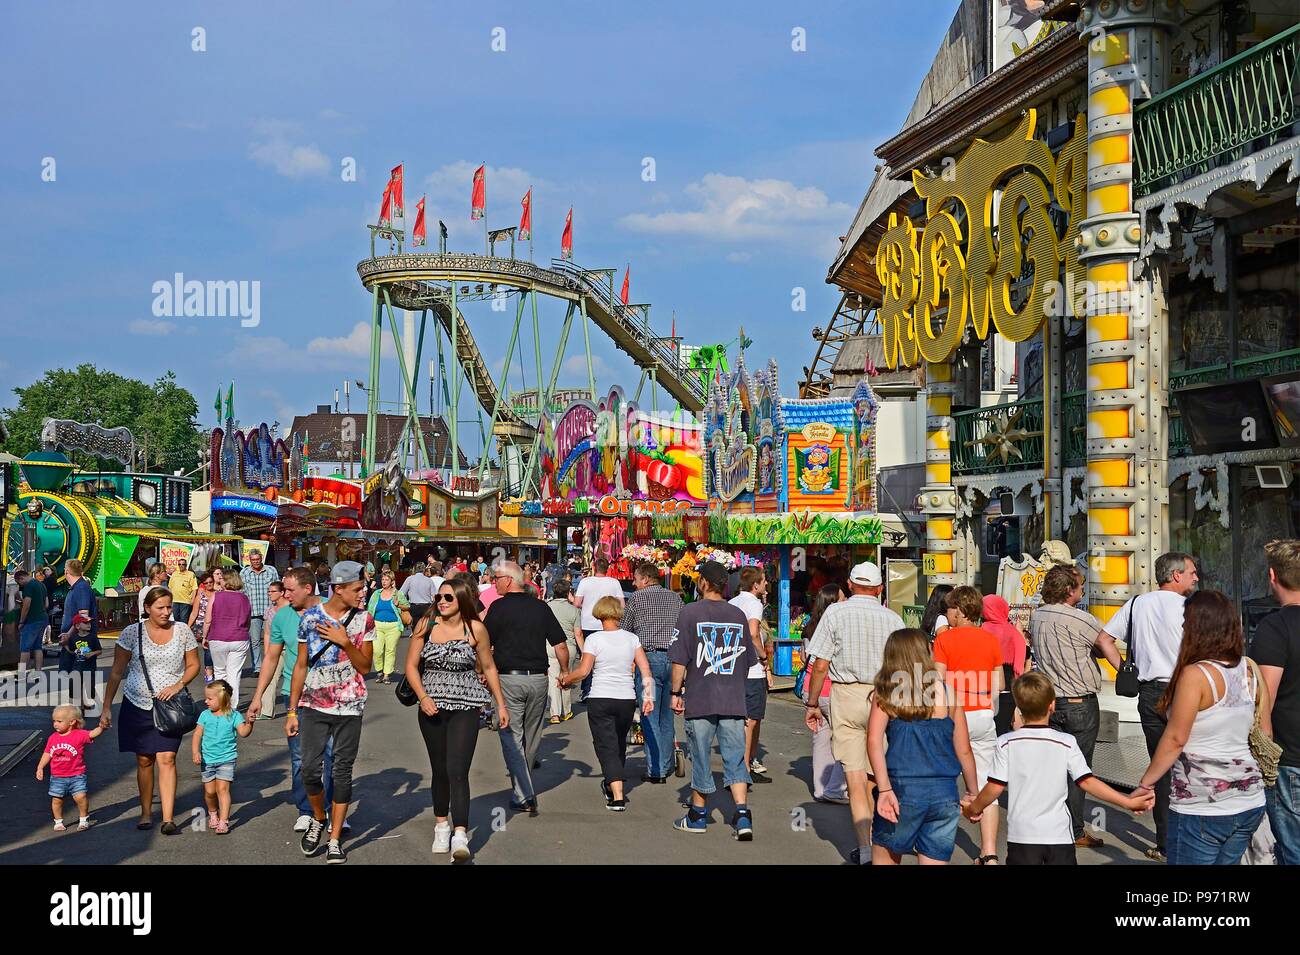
left=357, top=253, right=707, bottom=422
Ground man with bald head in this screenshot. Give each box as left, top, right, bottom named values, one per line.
left=483, top=561, right=570, bottom=814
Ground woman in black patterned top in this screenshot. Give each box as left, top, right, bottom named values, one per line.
left=404, top=576, right=508, bottom=862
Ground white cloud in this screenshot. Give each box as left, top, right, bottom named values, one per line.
left=726, top=251, right=754, bottom=263
left=248, top=120, right=330, bottom=178
left=562, top=353, right=612, bottom=380
left=307, top=322, right=396, bottom=361
left=129, top=319, right=175, bottom=336
left=620, top=174, right=852, bottom=255
left=419, top=161, right=548, bottom=246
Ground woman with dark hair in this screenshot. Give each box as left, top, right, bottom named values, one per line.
left=1136, top=591, right=1270, bottom=865
left=920, top=584, right=954, bottom=642
left=404, top=575, right=508, bottom=862
left=98, top=587, right=200, bottom=833
left=803, top=583, right=849, bottom=803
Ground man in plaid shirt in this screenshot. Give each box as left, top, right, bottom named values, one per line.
left=622, top=561, right=684, bottom=783
left=242, top=549, right=280, bottom=678
left=804, top=561, right=904, bottom=864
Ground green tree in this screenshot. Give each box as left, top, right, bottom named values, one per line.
left=1, top=365, right=203, bottom=474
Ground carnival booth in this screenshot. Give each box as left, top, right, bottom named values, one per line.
left=700, top=359, right=883, bottom=673
left=501, top=386, right=707, bottom=579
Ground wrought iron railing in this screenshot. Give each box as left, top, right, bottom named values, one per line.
left=1134, top=23, right=1300, bottom=196
left=1062, top=391, right=1087, bottom=467
left=1234, top=346, right=1300, bottom=379
left=951, top=398, right=1045, bottom=475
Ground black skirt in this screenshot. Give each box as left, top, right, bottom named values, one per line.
left=117, top=698, right=181, bottom=755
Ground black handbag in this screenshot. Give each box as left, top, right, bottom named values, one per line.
left=136, top=625, right=201, bottom=737
left=1114, top=595, right=1141, bottom=697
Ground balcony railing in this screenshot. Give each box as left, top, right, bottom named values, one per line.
left=1062, top=391, right=1087, bottom=467
left=952, top=398, right=1045, bottom=475
left=1134, top=23, right=1300, bottom=196
left=1167, top=348, right=1300, bottom=455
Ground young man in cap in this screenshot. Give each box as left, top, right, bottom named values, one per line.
left=805, top=560, right=904, bottom=863
left=669, top=560, right=758, bottom=839
left=286, top=560, right=374, bottom=863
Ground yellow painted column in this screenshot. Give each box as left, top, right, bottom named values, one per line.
left=921, top=360, right=961, bottom=587
left=1077, top=0, right=1179, bottom=625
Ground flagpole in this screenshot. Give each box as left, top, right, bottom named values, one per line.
left=483, top=161, right=489, bottom=256
left=529, top=186, right=534, bottom=263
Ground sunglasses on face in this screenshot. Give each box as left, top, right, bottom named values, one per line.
left=436, top=594, right=457, bottom=603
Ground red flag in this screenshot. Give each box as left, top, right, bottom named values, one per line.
left=412, top=196, right=426, bottom=247
left=378, top=179, right=393, bottom=226
left=620, top=265, right=630, bottom=305
left=519, top=188, right=532, bottom=240
left=390, top=164, right=404, bottom=218
left=561, top=207, right=573, bottom=260
left=471, top=164, right=486, bottom=220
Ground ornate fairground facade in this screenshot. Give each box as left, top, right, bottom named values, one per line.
left=827, top=0, right=1299, bottom=632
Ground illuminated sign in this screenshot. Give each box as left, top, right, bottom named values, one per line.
left=302, top=477, right=362, bottom=510
left=212, top=495, right=277, bottom=518
left=874, top=111, right=1087, bottom=368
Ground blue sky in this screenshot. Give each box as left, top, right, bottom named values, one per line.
left=1, top=0, right=954, bottom=459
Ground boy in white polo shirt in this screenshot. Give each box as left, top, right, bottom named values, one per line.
left=962, top=671, right=1154, bottom=864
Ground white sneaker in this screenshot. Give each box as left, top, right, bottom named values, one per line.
left=294, top=814, right=313, bottom=832
left=432, top=822, right=452, bottom=854
left=750, top=759, right=768, bottom=775
left=450, top=829, right=471, bottom=862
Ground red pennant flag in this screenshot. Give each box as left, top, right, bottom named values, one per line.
left=390, top=164, right=404, bottom=218
left=519, top=188, right=532, bottom=240
left=378, top=179, right=393, bottom=226
left=561, top=207, right=573, bottom=260
left=620, top=265, right=630, bottom=305
left=413, top=196, right=426, bottom=247
left=471, top=164, right=486, bottom=221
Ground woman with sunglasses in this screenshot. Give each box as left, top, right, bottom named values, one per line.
left=404, top=576, right=508, bottom=862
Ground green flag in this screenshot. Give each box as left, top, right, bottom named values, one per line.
left=214, top=387, right=222, bottom=421
left=225, top=383, right=234, bottom=421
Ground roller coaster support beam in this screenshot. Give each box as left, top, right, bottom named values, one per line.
left=382, top=288, right=433, bottom=472
left=478, top=292, right=528, bottom=481
left=450, top=281, right=460, bottom=479
left=520, top=301, right=577, bottom=496
left=365, top=285, right=381, bottom=473
left=580, top=296, right=596, bottom=401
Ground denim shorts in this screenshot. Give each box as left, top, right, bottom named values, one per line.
left=201, top=761, right=237, bottom=783
left=684, top=716, right=750, bottom=794
left=872, top=776, right=960, bottom=861
left=49, top=774, right=88, bottom=798
left=20, top=621, right=47, bottom=653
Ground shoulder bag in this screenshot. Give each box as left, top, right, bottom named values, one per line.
left=1114, top=596, right=1141, bottom=698
left=136, top=624, right=201, bottom=738
left=1244, top=656, right=1282, bottom=786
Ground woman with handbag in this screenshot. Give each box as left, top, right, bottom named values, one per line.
left=367, top=569, right=411, bottom=684
left=98, top=587, right=201, bottom=833
left=1135, top=590, right=1274, bottom=864
left=402, top=576, right=508, bottom=862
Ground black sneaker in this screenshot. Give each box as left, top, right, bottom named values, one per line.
left=608, top=798, right=628, bottom=812
left=300, top=818, right=326, bottom=856
left=325, top=840, right=347, bottom=864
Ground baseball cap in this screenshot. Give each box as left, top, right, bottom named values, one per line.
left=330, top=560, right=364, bottom=584
left=73, top=610, right=93, bottom=626
left=697, top=560, right=729, bottom=589
left=849, top=561, right=882, bottom=587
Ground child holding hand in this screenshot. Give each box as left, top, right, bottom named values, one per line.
left=192, top=680, right=253, bottom=833
left=36, top=705, right=104, bottom=831
left=963, top=671, right=1154, bottom=864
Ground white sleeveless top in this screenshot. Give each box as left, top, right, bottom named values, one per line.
left=1169, top=659, right=1265, bottom=816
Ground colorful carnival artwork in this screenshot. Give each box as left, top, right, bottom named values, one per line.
left=779, top=379, right=878, bottom=513
left=702, top=356, right=781, bottom=510
left=210, top=421, right=302, bottom=494
left=538, top=386, right=704, bottom=505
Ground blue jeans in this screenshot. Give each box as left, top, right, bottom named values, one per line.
left=1167, top=806, right=1265, bottom=865
left=684, top=716, right=750, bottom=795
left=287, top=728, right=334, bottom=815
left=1267, top=765, right=1300, bottom=865
left=249, top=617, right=265, bottom=671
left=635, top=650, right=676, bottom=778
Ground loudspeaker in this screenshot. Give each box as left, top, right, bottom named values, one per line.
left=1255, top=464, right=1292, bottom=489
left=998, top=491, right=1015, bottom=515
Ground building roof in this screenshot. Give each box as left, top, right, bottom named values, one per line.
left=288, top=411, right=467, bottom=469
left=831, top=336, right=925, bottom=397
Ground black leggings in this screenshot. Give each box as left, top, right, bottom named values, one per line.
left=417, top=708, right=481, bottom=829
left=586, top=697, right=636, bottom=784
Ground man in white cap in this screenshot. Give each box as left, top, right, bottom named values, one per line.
left=804, top=560, right=904, bottom=864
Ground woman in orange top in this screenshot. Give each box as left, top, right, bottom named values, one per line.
left=933, top=586, right=1004, bottom=865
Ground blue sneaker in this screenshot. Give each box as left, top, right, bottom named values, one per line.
left=732, top=808, right=753, bottom=841
left=674, top=809, right=708, bottom=833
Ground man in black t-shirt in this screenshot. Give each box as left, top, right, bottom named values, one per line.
left=1252, top=539, right=1300, bottom=865
left=484, top=561, right=569, bottom=814
left=669, top=561, right=757, bottom=840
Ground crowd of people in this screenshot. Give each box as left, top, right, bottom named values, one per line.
left=22, top=539, right=1300, bottom=867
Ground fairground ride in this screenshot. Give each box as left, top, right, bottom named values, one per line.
left=355, top=233, right=708, bottom=497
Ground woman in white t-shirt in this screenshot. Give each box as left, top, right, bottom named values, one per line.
left=559, top=595, right=653, bottom=810
left=1136, top=591, right=1270, bottom=865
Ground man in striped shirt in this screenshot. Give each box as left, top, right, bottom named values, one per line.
left=622, top=562, right=684, bottom=783
left=1028, top=564, right=1123, bottom=849
left=242, top=549, right=280, bottom=677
